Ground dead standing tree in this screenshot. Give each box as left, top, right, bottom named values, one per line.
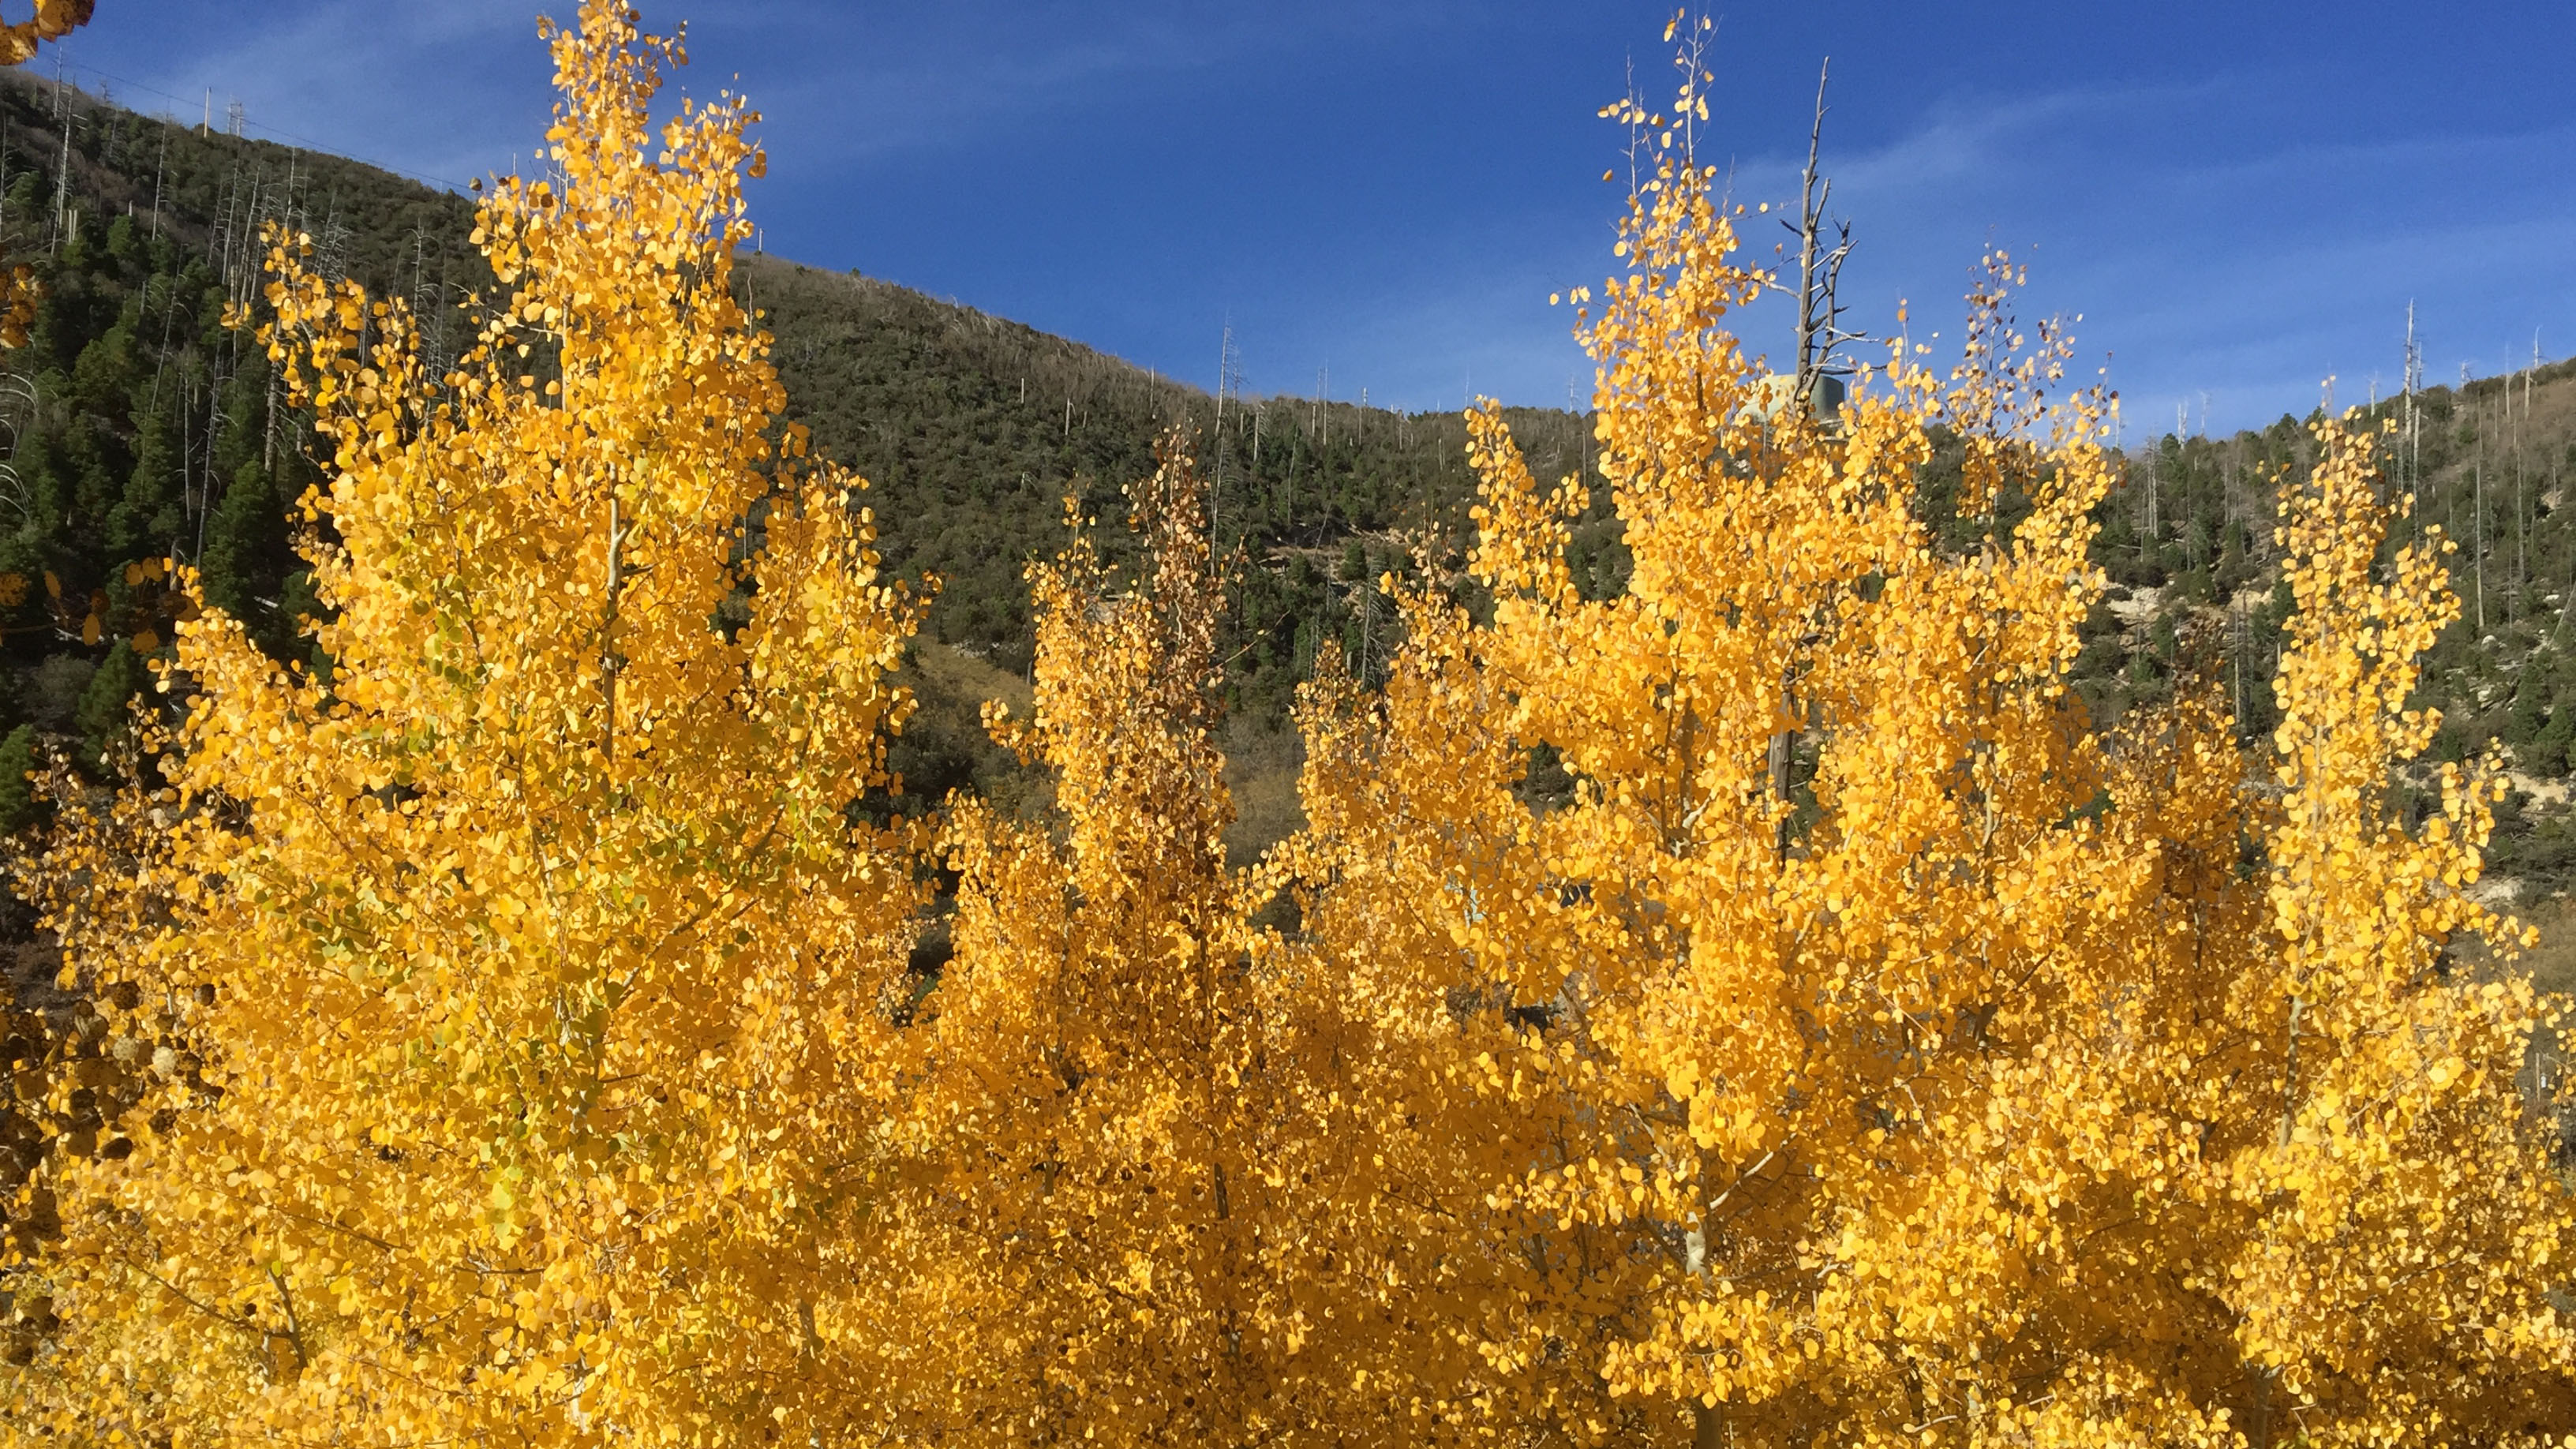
left=1764, top=57, right=1861, bottom=864
left=1778, top=58, right=1861, bottom=410
left=1609, top=19, right=1868, bottom=929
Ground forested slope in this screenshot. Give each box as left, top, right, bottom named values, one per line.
left=747, top=256, right=1597, bottom=703
left=0, top=66, right=2573, bottom=920
left=0, top=67, right=481, bottom=818
left=2072, top=362, right=2576, bottom=934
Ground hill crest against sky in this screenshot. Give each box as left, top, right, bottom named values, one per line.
left=22, top=0, right=2576, bottom=434
left=18, top=34, right=2576, bottom=940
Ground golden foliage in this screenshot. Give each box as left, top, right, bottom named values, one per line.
left=871, top=445, right=1564, bottom=1443
left=1, top=3, right=924, bottom=1443
left=869, top=446, right=1282, bottom=1437
left=1267, top=44, right=2576, bottom=1447
left=0, top=264, right=36, bottom=353
left=0, top=0, right=88, bottom=67
left=1, top=7, right=2570, bottom=1447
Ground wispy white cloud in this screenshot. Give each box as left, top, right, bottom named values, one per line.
left=68, top=0, right=547, bottom=184
left=689, top=1, right=1465, bottom=168
left=1630, top=73, right=2576, bottom=432
left=78, top=2, right=1469, bottom=185
left=1313, top=69, right=2576, bottom=424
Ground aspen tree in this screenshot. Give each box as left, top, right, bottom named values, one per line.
left=869, top=445, right=1421, bottom=1443
left=865, top=445, right=1275, bottom=1442
left=2, top=5, right=924, bottom=1443
left=2218, top=416, right=2576, bottom=1447
left=1279, top=23, right=2576, bottom=1445
left=859, top=437, right=1596, bottom=1445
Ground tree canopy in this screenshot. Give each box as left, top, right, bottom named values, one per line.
left=1, top=6, right=2570, bottom=1447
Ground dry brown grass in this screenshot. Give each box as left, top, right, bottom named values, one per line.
left=1221, top=717, right=1305, bottom=870
left=2503, top=895, right=2576, bottom=1002
left=904, top=639, right=1302, bottom=867
left=908, top=638, right=1032, bottom=720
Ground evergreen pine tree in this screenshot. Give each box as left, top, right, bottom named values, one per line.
left=71, top=638, right=145, bottom=770
left=0, top=723, right=36, bottom=833
left=109, top=399, right=182, bottom=563
left=199, top=461, right=287, bottom=646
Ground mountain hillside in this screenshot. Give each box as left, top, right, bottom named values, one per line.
left=0, top=68, right=2574, bottom=935
left=0, top=69, right=479, bottom=807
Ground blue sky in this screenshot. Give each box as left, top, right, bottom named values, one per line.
left=45, top=2, right=2576, bottom=435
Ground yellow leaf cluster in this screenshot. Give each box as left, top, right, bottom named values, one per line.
left=0, top=0, right=88, bottom=68
left=2, top=4, right=926, bottom=1443
left=2, top=8, right=2570, bottom=1448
